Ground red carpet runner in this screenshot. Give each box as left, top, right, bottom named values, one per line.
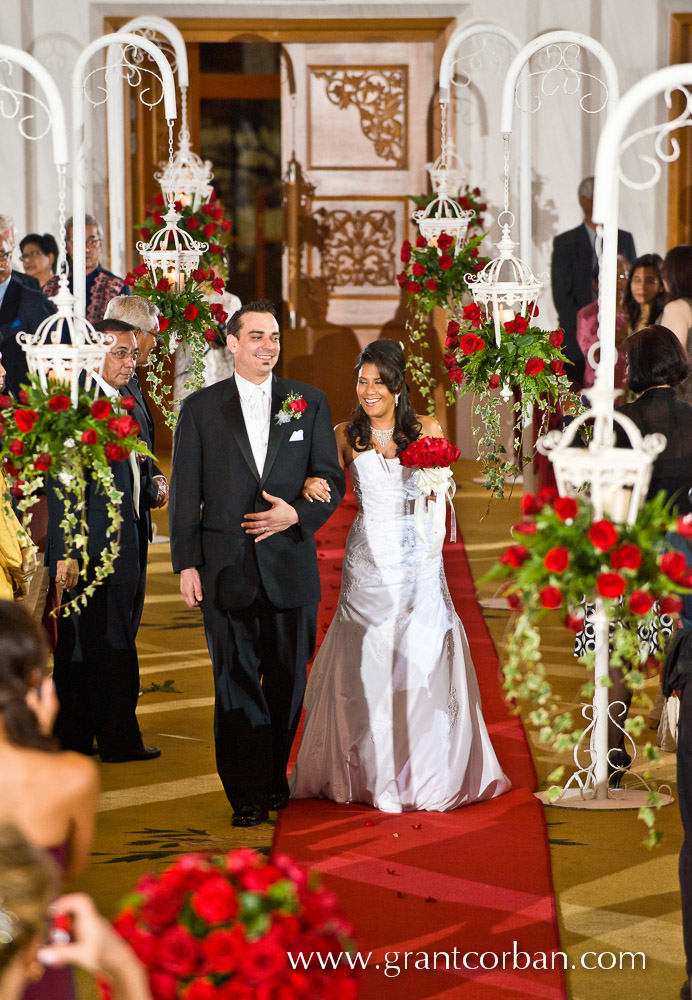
left=274, top=483, right=567, bottom=999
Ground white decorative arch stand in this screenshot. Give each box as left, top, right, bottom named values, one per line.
left=72, top=32, right=177, bottom=317
left=108, top=17, right=189, bottom=276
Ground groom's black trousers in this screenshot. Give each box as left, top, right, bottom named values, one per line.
left=201, top=587, right=317, bottom=811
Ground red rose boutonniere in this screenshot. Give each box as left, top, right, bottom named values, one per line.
left=275, top=391, right=307, bottom=424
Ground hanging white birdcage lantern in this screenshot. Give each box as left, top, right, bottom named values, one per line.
left=139, top=121, right=208, bottom=288
left=17, top=170, right=110, bottom=407
left=154, top=88, right=213, bottom=211
left=426, top=139, right=469, bottom=199
left=414, top=102, right=474, bottom=254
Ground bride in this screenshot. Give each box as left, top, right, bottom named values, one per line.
left=289, top=339, right=510, bottom=812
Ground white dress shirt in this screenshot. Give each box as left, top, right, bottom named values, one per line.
left=92, top=372, right=140, bottom=517
left=235, top=371, right=272, bottom=476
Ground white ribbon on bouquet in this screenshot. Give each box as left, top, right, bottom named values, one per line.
left=412, top=466, right=457, bottom=558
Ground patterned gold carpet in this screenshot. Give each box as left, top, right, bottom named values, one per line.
left=70, top=459, right=684, bottom=1000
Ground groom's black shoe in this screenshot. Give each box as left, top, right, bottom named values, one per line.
left=232, top=804, right=269, bottom=827
left=269, top=791, right=290, bottom=810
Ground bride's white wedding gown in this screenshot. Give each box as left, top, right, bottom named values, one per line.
left=290, top=449, right=510, bottom=812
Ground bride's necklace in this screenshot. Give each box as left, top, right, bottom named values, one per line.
left=370, top=426, right=394, bottom=449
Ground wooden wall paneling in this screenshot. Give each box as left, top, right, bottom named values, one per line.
left=668, top=14, right=692, bottom=248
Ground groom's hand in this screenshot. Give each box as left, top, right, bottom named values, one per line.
left=180, top=567, right=204, bottom=608
left=242, top=491, right=299, bottom=542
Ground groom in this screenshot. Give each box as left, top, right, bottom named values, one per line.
left=169, top=300, right=345, bottom=826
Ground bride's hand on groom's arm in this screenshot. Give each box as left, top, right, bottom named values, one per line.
left=302, top=477, right=331, bottom=503
left=242, top=492, right=299, bottom=542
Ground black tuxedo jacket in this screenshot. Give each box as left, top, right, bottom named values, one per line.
left=11, top=270, right=41, bottom=292
left=122, top=375, right=164, bottom=542
left=0, top=277, right=56, bottom=396
left=551, top=225, right=636, bottom=375
left=169, top=374, right=346, bottom=611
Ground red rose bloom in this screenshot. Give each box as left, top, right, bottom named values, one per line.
left=521, top=492, right=543, bottom=515
left=107, top=415, right=139, bottom=440
left=221, top=218, right=232, bottom=232
left=133, top=263, right=148, bottom=278
left=660, top=595, right=683, bottom=615
left=540, top=586, right=563, bottom=609
left=104, top=442, right=128, bottom=462
left=549, top=359, right=566, bottom=377
left=191, top=876, right=238, bottom=924
left=459, top=333, right=485, bottom=355
left=203, top=329, right=218, bottom=343
left=488, top=374, right=501, bottom=389
left=512, top=520, right=537, bottom=534
left=149, top=973, right=177, bottom=1000
left=504, top=588, right=522, bottom=610
left=425, top=279, right=439, bottom=291
left=503, top=544, right=530, bottom=568
left=437, top=232, right=454, bottom=251
left=10, top=480, right=24, bottom=498
left=3, top=459, right=18, bottom=477
left=288, top=398, right=307, bottom=414
left=415, top=235, right=427, bottom=248
left=400, top=240, right=411, bottom=264
left=123, top=272, right=137, bottom=286
left=549, top=330, right=564, bottom=348
left=201, top=223, right=214, bottom=238
left=596, top=572, right=626, bottom=599
left=447, top=320, right=460, bottom=337
left=543, top=547, right=570, bottom=574
left=504, top=316, right=528, bottom=335
left=192, top=269, right=207, bottom=283
left=91, top=399, right=112, bottom=420
left=661, top=550, right=687, bottom=582
left=537, top=486, right=557, bottom=506
left=681, top=570, right=692, bottom=589
left=14, top=409, right=38, bottom=433
left=81, top=429, right=98, bottom=445
left=588, top=519, right=618, bottom=551
left=182, top=980, right=216, bottom=1000
left=396, top=271, right=407, bottom=288
left=0, top=394, right=13, bottom=409
left=463, top=303, right=483, bottom=327
left=140, top=227, right=151, bottom=241
left=406, top=281, right=422, bottom=295
left=411, top=262, right=425, bottom=277
left=9, top=440, right=24, bottom=456
left=47, top=394, right=70, bottom=412
left=553, top=496, right=578, bottom=521
left=524, top=357, right=545, bottom=376
left=157, top=926, right=202, bottom=977
left=629, top=590, right=654, bottom=615
left=447, top=367, right=464, bottom=385
left=202, top=927, right=245, bottom=974
left=119, top=396, right=136, bottom=412
left=564, top=612, right=585, bottom=632
left=610, top=543, right=642, bottom=571
left=678, top=514, right=692, bottom=538
left=159, top=316, right=171, bottom=332
left=17, top=391, right=28, bottom=405
left=212, top=277, right=225, bottom=293
left=445, top=334, right=458, bottom=350
left=34, top=453, right=51, bottom=472
left=154, top=192, right=165, bottom=207
left=184, top=304, right=199, bottom=321
left=152, top=211, right=164, bottom=227
left=156, top=277, right=171, bottom=292
left=437, top=253, right=453, bottom=271
left=186, top=217, right=199, bottom=231
left=240, top=937, right=287, bottom=983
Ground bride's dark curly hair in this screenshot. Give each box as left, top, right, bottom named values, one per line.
left=347, top=339, right=421, bottom=454
left=0, top=602, right=56, bottom=752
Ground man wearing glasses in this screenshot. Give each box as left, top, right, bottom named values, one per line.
left=42, top=214, right=129, bottom=323
left=0, top=232, right=56, bottom=396
left=48, top=318, right=161, bottom=764
left=0, top=213, right=41, bottom=291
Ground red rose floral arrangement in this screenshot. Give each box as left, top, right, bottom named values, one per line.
left=398, top=185, right=490, bottom=416
left=108, top=847, right=359, bottom=1000
left=482, top=487, right=689, bottom=761
left=0, top=377, right=151, bottom=612
left=442, top=304, right=580, bottom=499
left=123, top=263, right=228, bottom=429
left=399, top=436, right=460, bottom=558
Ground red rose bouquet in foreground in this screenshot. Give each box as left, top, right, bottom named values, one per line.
left=109, top=848, right=359, bottom=1000
left=0, top=376, right=151, bottom=612
left=399, top=436, right=460, bottom=558
left=482, top=488, right=689, bottom=761
left=443, top=306, right=580, bottom=499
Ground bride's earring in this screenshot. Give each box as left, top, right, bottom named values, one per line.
left=395, top=392, right=400, bottom=407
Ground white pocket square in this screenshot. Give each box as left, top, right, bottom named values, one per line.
left=289, top=429, right=304, bottom=441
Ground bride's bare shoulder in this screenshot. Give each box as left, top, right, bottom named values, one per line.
left=417, top=414, right=444, bottom=438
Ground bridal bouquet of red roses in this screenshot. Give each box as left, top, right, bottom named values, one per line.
left=109, top=848, right=358, bottom=1000
left=400, top=436, right=460, bottom=557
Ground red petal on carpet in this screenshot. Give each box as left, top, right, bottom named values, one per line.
left=275, top=481, right=566, bottom=999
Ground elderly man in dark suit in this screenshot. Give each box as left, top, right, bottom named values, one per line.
left=0, top=234, right=56, bottom=397
left=169, top=299, right=345, bottom=827
left=551, top=176, right=636, bottom=385
left=48, top=319, right=160, bottom=763
left=0, top=213, right=41, bottom=291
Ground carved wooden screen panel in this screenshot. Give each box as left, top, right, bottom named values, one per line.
left=281, top=42, right=433, bottom=425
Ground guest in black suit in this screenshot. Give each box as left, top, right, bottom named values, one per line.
left=105, top=295, right=168, bottom=635
left=0, top=212, right=41, bottom=292
left=48, top=320, right=160, bottom=763
left=0, top=233, right=56, bottom=397
left=169, top=300, right=345, bottom=827
left=551, top=176, right=636, bottom=384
